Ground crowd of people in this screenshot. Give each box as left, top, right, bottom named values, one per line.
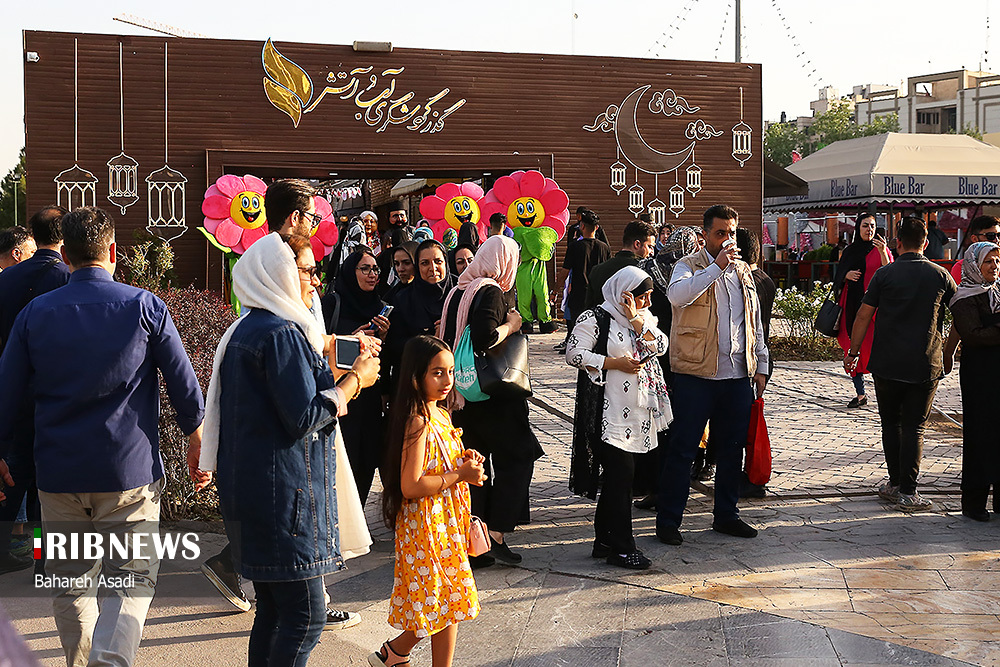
left=0, top=180, right=995, bottom=666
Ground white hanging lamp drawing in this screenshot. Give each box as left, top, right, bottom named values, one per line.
left=647, top=175, right=666, bottom=226
left=669, top=171, right=685, bottom=218
left=686, top=161, right=702, bottom=196
left=628, top=169, right=645, bottom=215
left=146, top=42, right=188, bottom=243
left=107, top=42, right=139, bottom=215
left=55, top=38, right=98, bottom=210
left=732, top=87, right=753, bottom=167
left=610, top=148, right=627, bottom=194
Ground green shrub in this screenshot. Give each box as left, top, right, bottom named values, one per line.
left=773, top=281, right=828, bottom=339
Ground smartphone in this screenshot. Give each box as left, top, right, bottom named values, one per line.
left=875, top=228, right=886, bottom=240
left=334, top=336, right=362, bottom=370
left=378, top=304, right=394, bottom=319
left=637, top=350, right=657, bottom=364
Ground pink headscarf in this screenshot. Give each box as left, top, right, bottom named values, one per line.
left=438, top=234, right=519, bottom=347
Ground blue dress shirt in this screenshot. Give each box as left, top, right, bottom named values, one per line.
left=0, top=267, right=205, bottom=493
left=0, top=248, right=71, bottom=353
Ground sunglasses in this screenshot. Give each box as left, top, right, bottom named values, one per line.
left=980, top=232, right=1000, bottom=242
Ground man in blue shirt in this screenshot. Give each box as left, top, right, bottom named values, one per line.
left=0, top=205, right=70, bottom=576
left=0, top=206, right=205, bottom=667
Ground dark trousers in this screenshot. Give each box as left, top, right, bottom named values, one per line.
left=0, top=451, right=41, bottom=560
left=959, top=360, right=997, bottom=512
left=249, top=577, right=326, bottom=667
left=872, top=376, right=938, bottom=495
left=852, top=373, right=867, bottom=396
left=657, top=375, right=753, bottom=530
left=594, top=441, right=636, bottom=553
left=471, top=455, right=534, bottom=533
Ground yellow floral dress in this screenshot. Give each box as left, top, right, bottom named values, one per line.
left=387, top=407, right=480, bottom=637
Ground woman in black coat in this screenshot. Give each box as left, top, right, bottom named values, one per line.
left=440, top=235, right=542, bottom=568
left=321, top=249, right=388, bottom=504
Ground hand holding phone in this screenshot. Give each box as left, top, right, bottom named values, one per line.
left=333, top=336, right=362, bottom=370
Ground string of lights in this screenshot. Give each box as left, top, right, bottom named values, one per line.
left=645, top=0, right=700, bottom=58
left=985, top=0, right=991, bottom=71
left=713, top=0, right=732, bottom=61
left=769, top=0, right=823, bottom=87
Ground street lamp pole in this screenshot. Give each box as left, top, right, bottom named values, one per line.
left=735, top=0, right=741, bottom=62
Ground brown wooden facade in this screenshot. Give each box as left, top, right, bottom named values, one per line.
left=23, top=30, right=762, bottom=289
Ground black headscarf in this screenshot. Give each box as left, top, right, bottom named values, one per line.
left=390, top=241, right=456, bottom=337
left=448, top=243, right=477, bottom=276
left=833, top=213, right=878, bottom=330
left=332, top=249, right=385, bottom=335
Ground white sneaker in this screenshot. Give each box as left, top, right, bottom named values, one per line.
left=896, top=492, right=933, bottom=512
left=876, top=481, right=900, bottom=502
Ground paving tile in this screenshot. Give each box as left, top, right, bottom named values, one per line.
left=842, top=568, right=948, bottom=591
left=512, top=646, right=620, bottom=667
left=723, top=614, right=839, bottom=659
left=620, top=628, right=728, bottom=667
left=826, top=627, right=971, bottom=665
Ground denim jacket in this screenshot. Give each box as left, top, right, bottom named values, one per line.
left=216, top=309, right=344, bottom=581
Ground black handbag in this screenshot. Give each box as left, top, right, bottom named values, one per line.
left=813, top=283, right=842, bottom=337
left=475, top=332, right=532, bottom=399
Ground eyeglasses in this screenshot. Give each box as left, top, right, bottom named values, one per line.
left=299, top=210, right=323, bottom=229
left=297, top=265, right=320, bottom=280
left=357, top=265, right=380, bottom=275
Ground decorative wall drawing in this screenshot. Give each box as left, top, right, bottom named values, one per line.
left=54, top=38, right=98, bottom=210
left=732, top=87, right=753, bottom=167
left=583, top=83, right=730, bottom=219
left=146, top=43, right=189, bottom=243
left=107, top=43, right=139, bottom=215
left=418, top=181, right=487, bottom=249
left=262, top=39, right=465, bottom=133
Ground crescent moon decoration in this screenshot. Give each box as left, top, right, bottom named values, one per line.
left=615, top=85, right=696, bottom=175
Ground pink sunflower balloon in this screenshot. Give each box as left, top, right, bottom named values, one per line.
left=201, top=174, right=270, bottom=255
left=418, top=182, right=486, bottom=249
left=308, top=195, right=339, bottom=262
left=481, top=170, right=570, bottom=241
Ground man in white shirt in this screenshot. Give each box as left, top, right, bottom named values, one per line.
left=656, top=205, right=768, bottom=546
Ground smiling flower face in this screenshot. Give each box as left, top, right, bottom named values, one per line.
left=419, top=182, right=486, bottom=249
left=201, top=174, right=270, bottom=254
left=481, top=170, right=570, bottom=240
left=308, top=195, right=339, bottom=262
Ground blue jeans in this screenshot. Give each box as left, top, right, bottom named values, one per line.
left=657, top=375, right=754, bottom=530
left=852, top=373, right=866, bottom=396
left=249, top=577, right=326, bottom=667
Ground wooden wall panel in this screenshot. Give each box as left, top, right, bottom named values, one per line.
left=24, top=31, right=762, bottom=289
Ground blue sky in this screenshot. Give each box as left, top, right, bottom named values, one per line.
left=2, top=0, right=995, bottom=173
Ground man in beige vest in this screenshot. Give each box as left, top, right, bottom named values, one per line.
left=656, top=204, right=769, bottom=546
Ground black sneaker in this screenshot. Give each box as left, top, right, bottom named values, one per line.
left=607, top=550, right=651, bottom=570
left=553, top=341, right=567, bottom=353
left=324, top=608, right=361, bottom=630
left=712, top=519, right=758, bottom=538
left=0, top=552, right=32, bottom=576
left=489, top=538, right=522, bottom=565
left=539, top=320, right=559, bottom=334
left=697, top=463, right=715, bottom=482
left=468, top=553, right=496, bottom=569
left=200, top=554, right=252, bottom=612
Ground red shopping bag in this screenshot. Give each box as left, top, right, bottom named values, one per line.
left=745, top=398, right=772, bottom=485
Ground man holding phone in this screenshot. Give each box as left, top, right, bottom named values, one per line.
left=656, top=205, right=769, bottom=546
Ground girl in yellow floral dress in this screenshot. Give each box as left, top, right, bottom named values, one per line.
left=372, top=335, right=487, bottom=667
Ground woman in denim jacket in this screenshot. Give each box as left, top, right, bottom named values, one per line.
left=199, top=233, right=380, bottom=667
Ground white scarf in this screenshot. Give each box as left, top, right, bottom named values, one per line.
left=199, top=233, right=325, bottom=471
left=950, top=241, right=1000, bottom=312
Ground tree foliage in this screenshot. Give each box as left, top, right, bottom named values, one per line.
left=764, top=101, right=900, bottom=167
left=0, top=148, right=26, bottom=229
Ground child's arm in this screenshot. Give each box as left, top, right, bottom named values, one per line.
left=400, top=416, right=486, bottom=500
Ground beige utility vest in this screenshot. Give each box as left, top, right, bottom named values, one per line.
left=668, top=248, right=760, bottom=379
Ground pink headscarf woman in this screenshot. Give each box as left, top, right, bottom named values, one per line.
left=438, top=234, right=519, bottom=348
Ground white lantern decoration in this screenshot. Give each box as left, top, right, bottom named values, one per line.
left=55, top=166, right=97, bottom=210
left=669, top=184, right=685, bottom=218
left=732, top=87, right=753, bottom=167
left=55, top=38, right=98, bottom=210
left=647, top=198, right=666, bottom=226
left=107, top=44, right=139, bottom=215
left=628, top=182, right=645, bottom=215
left=610, top=161, right=627, bottom=194
left=146, top=42, right=189, bottom=243
left=686, top=163, right=702, bottom=196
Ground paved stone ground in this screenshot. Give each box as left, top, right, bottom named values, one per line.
left=3, top=330, right=996, bottom=666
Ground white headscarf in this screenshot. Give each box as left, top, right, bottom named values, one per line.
left=199, top=233, right=325, bottom=471
left=950, top=241, right=1000, bottom=312
left=599, top=265, right=657, bottom=330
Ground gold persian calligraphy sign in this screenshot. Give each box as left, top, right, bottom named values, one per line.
left=261, top=39, right=466, bottom=133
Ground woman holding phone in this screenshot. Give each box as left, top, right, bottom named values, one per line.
left=566, top=265, right=672, bottom=570
left=833, top=213, right=893, bottom=407
left=325, top=248, right=390, bottom=504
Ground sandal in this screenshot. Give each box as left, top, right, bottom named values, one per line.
left=368, top=640, right=410, bottom=666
